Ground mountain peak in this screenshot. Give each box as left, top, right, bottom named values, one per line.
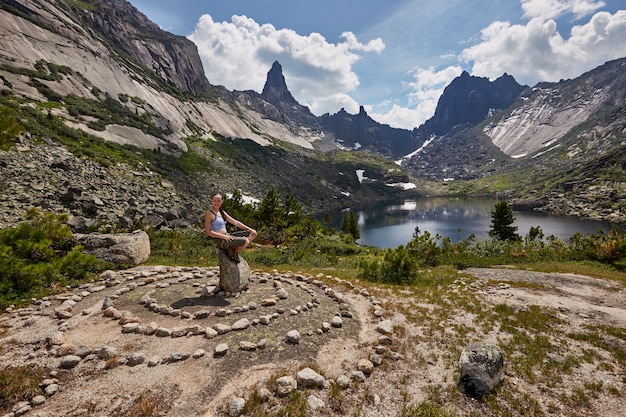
left=261, top=61, right=298, bottom=105
left=421, top=71, right=525, bottom=136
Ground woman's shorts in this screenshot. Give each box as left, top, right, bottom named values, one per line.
left=213, top=236, right=247, bottom=249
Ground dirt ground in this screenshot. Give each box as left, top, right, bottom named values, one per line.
left=1, top=265, right=625, bottom=417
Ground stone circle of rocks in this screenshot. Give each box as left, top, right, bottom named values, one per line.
left=1, top=265, right=402, bottom=415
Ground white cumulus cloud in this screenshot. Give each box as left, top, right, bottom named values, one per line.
left=370, top=66, right=463, bottom=129
left=521, top=0, right=605, bottom=20
left=188, top=14, right=384, bottom=116
left=460, top=5, right=626, bottom=85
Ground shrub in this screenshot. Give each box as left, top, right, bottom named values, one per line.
left=0, top=366, right=44, bottom=412
left=0, top=106, right=22, bottom=149
left=359, top=245, right=419, bottom=284
left=0, top=209, right=110, bottom=308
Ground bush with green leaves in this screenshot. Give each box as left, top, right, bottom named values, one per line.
left=359, top=244, right=419, bottom=284
left=0, top=209, right=111, bottom=308
left=0, top=106, right=22, bottom=149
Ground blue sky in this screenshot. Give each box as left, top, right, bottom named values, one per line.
left=127, top=0, right=626, bottom=130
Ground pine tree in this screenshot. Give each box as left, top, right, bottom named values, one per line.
left=257, top=187, right=282, bottom=227
left=349, top=211, right=360, bottom=240
left=489, top=201, right=520, bottom=241
left=340, top=210, right=350, bottom=235
left=340, top=210, right=360, bottom=241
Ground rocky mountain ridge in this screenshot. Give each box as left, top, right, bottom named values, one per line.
left=0, top=0, right=625, bottom=226
left=420, top=71, right=526, bottom=138
left=0, top=0, right=414, bottom=229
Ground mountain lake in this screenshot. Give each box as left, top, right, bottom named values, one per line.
left=326, top=197, right=625, bottom=249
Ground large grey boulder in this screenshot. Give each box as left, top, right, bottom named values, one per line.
left=457, top=342, right=504, bottom=398
left=216, top=249, right=251, bottom=293
left=74, top=230, right=150, bottom=265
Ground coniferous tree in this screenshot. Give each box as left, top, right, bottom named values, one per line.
left=257, top=187, right=282, bottom=227
left=284, top=194, right=302, bottom=227
left=340, top=210, right=350, bottom=235
left=489, top=201, right=520, bottom=241
left=340, top=210, right=360, bottom=241
left=349, top=211, right=360, bottom=240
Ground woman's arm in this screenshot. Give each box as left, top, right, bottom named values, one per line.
left=222, top=210, right=252, bottom=231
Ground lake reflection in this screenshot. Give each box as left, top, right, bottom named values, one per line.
left=336, top=198, right=623, bottom=249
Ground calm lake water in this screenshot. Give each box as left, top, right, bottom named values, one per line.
left=328, top=198, right=625, bottom=249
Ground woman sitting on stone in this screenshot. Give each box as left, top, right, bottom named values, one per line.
left=204, top=193, right=257, bottom=262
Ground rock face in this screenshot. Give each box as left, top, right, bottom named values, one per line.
left=484, top=58, right=626, bottom=158
left=235, top=61, right=320, bottom=128
left=422, top=72, right=525, bottom=137
left=320, top=106, right=421, bottom=159
left=216, top=249, right=251, bottom=293
left=74, top=230, right=150, bottom=266
left=71, top=0, right=212, bottom=94
left=457, top=342, right=504, bottom=398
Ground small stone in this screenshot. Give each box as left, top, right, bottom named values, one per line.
left=239, top=341, right=257, bottom=351
left=97, top=346, right=117, bottom=360
left=31, top=395, right=46, bottom=406
left=55, top=310, right=72, bottom=320
left=357, top=359, right=374, bottom=375
left=379, top=335, right=393, bottom=345
left=44, top=384, right=59, bottom=396
left=205, top=327, right=218, bottom=339
left=169, top=351, right=190, bottom=362
left=275, top=376, right=297, bottom=397
left=213, top=323, right=232, bottom=335
left=59, top=355, right=81, bottom=369
left=307, top=395, right=325, bottom=410
left=126, top=353, right=145, bottom=367
left=214, top=343, right=229, bottom=356
left=258, top=388, right=271, bottom=402
left=13, top=401, right=31, bottom=416
left=376, top=320, right=394, bottom=335
left=331, top=316, right=343, bottom=328
left=193, top=349, right=206, bottom=358
left=370, top=354, right=383, bottom=366
left=261, top=298, right=277, bottom=306
left=297, top=367, right=326, bottom=388
left=351, top=371, right=366, bottom=382
left=121, top=323, right=140, bottom=334
left=171, top=327, right=187, bottom=338
left=336, top=375, right=350, bottom=388
left=286, top=330, right=301, bottom=344
left=229, top=397, right=245, bottom=417
left=194, top=310, right=211, bottom=319
left=232, top=318, right=251, bottom=331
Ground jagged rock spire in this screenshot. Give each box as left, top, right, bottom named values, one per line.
left=261, top=61, right=298, bottom=105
